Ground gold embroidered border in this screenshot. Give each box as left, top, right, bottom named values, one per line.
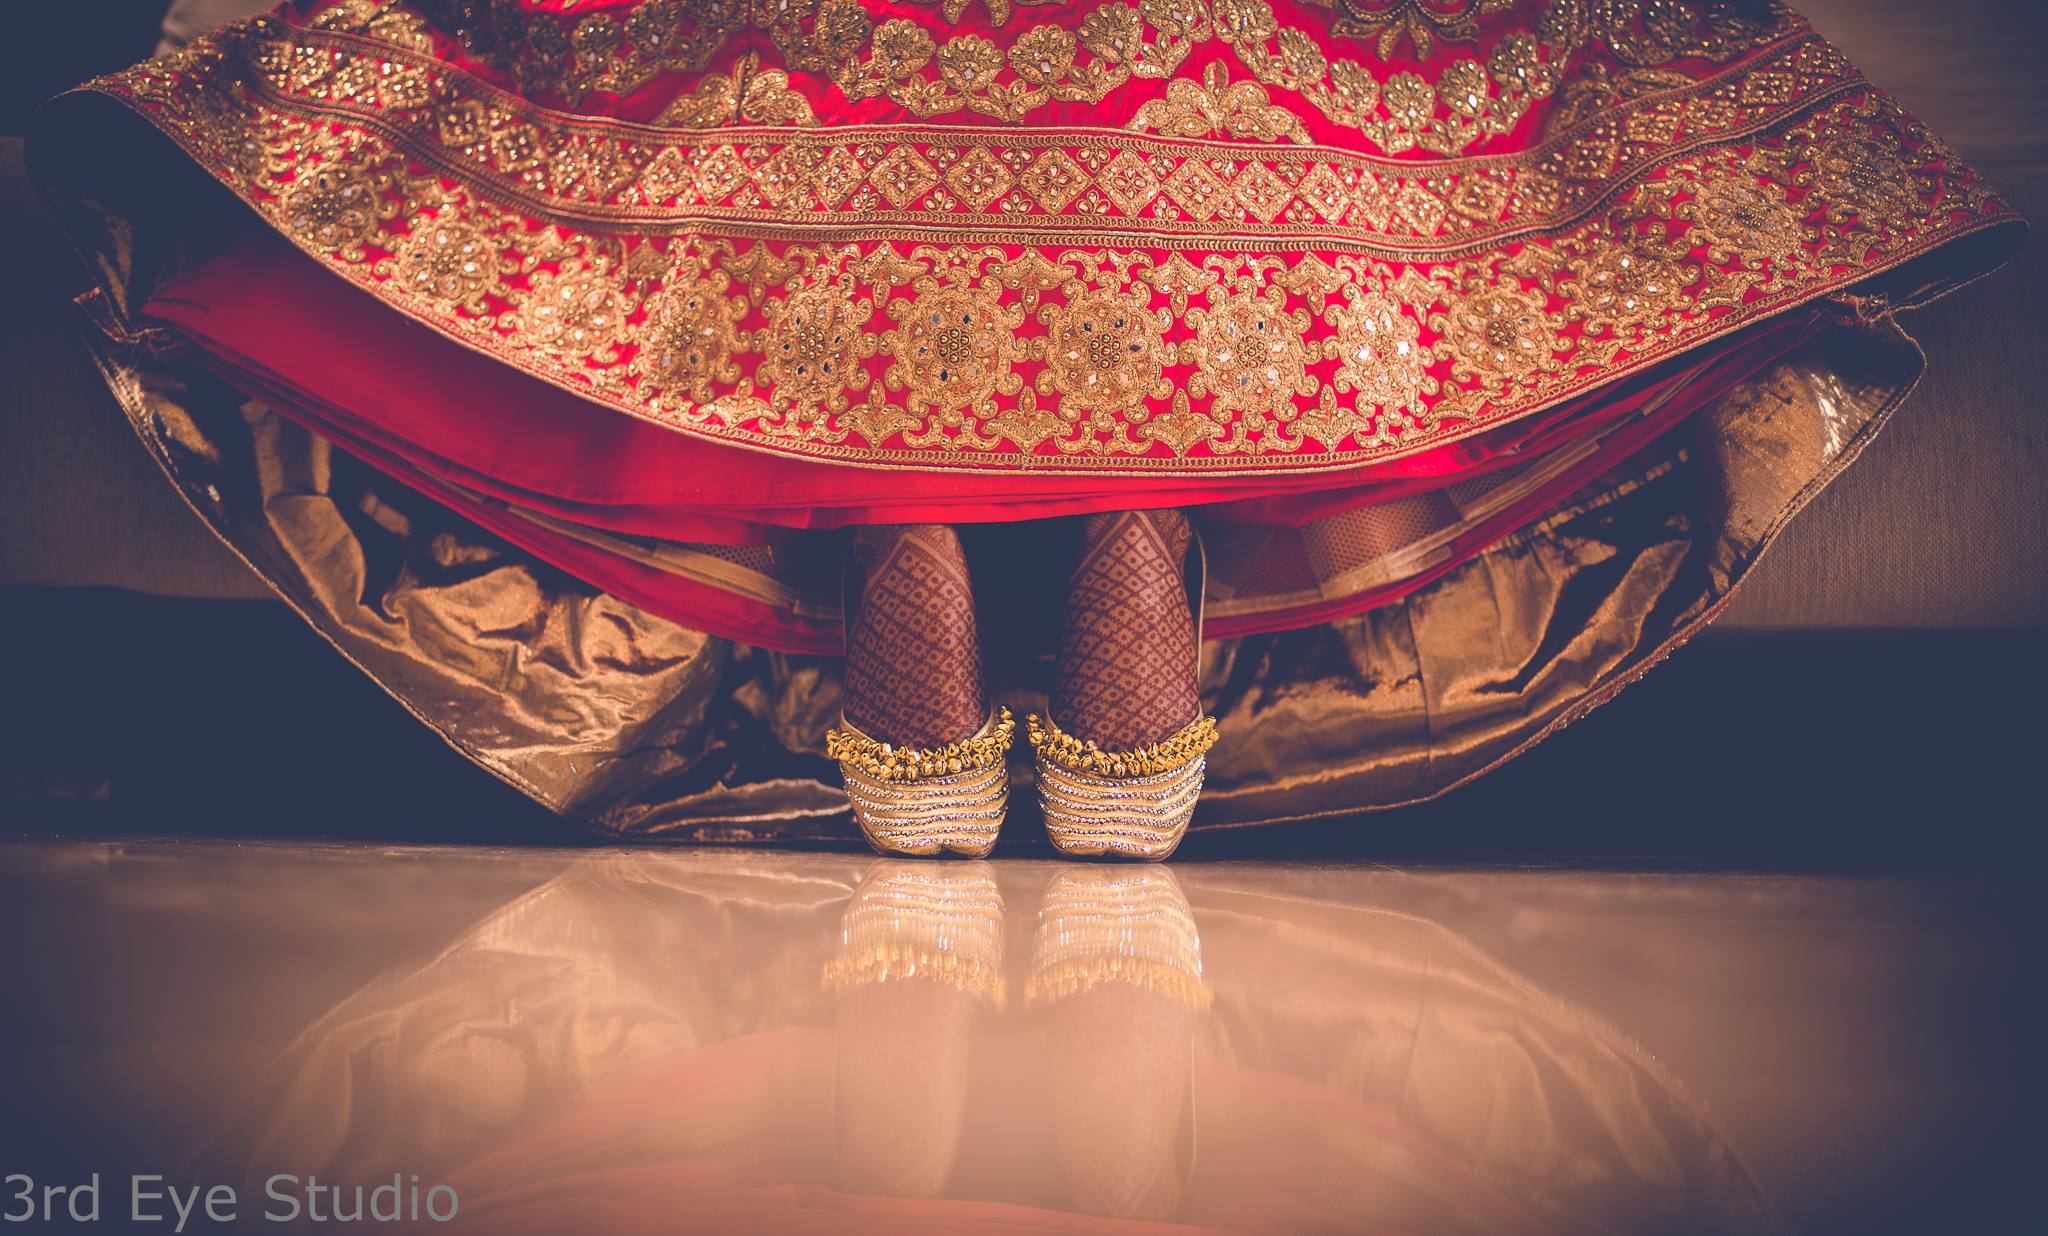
left=306, top=0, right=1798, bottom=151
left=116, top=19, right=1862, bottom=255
left=66, top=18, right=2019, bottom=472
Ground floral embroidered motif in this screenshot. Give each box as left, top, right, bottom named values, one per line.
left=1563, top=236, right=1697, bottom=347
left=636, top=262, right=747, bottom=402
left=380, top=210, right=504, bottom=313
left=1807, top=131, right=1925, bottom=234
left=883, top=252, right=1029, bottom=427
left=280, top=153, right=395, bottom=261
left=758, top=270, right=880, bottom=418
left=308, top=0, right=435, bottom=53
left=1678, top=160, right=1810, bottom=270
left=239, top=0, right=1805, bottom=155
left=1187, top=263, right=1317, bottom=422
left=906, top=0, right=1065, bottom=26
left=1550, top=0, right=1798, bottom=69
left=1130, top=62, right=1312, bottom=145
left=1325, top=283, right=1431, bottom=417
left=403, top=0, right=746, bottom=104
left=1433, top=279, right=1561, bottom=389
left=654, top=55, right=819, bottom=128
left=134, top=18, right=1871, bottom=249
left=1040, top=273, right=1173, bottom=424
left=518, top=269, right=631, bottom=364
left=1314, top=0, right=1517, bottom=60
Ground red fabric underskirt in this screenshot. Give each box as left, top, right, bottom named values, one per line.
left=141, top=231, right=1819, bottom=652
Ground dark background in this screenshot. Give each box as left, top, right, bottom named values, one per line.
left=8, top=586, right=2045, bottom=869
left=1, top=1, right=173, bottom=132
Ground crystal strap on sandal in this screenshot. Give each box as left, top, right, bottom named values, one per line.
left=827, top=706, right=1015, bottom=857
left=1027, top=712, right=1219, bottom=861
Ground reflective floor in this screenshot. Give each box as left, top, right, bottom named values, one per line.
left=0, top=841, right=2037, bottom=1234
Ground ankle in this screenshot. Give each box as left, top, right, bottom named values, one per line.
left=1052, top=510, right=1199, bottom=751
left=843, top=523, right=987, bottom=747
left=1078, top=509, right=1191, bottom=566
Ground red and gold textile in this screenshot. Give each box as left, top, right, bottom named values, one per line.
left=35, top=0, right=2023, bottom=648
left=59, top=0, right=2013, bottom=468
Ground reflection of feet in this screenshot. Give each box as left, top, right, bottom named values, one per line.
left=1036, top=510, right=1213, bottom=860
left=823, top=861, right=1004, bottom=1198
left=1030, top=867, right=1205, bottom=1220
left=834, top=525, right=1008, bottom=856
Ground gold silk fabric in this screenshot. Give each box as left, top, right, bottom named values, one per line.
left=56, top=310, right=1933, bottom=838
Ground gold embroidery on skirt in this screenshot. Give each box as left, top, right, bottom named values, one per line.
left=126, top=20, right=1863, bottom=248
left=75, top=10, right=2012, bottom=468
left=1312, top=0, right=1518, bottom=61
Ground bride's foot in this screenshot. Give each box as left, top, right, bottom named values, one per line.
left=1034, top=510, right=1214, bottom=861
left=832, top=525, right=1011, bottom=857
left=844, top=524, right=986, bottom=748
left=1052, top=510, right=1198, bottom=750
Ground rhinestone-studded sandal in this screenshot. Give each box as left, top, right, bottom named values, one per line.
left=831, top=525, right=1011, bottom=858
left=827, top=707, right=1015, bottom=857
left=1028, top=529, right=1216, bottom=861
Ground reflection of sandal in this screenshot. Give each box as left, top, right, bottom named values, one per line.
left=822, top=859, right=1008, bottom=1007
left=1031, top=524, right=1215, bottom=861
left=828, top=707, right=1014, bottom=857
left=823, top=860, right=1006, bottom=1198
left=1028, top=866, right=1204, bottom=1219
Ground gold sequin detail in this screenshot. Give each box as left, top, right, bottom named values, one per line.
left=279, top=152, right=395, bottom=262
left=883, top=251, right=1030, bottom=431
left=378, top=209, right=505, bottom=313
left=828, top=705, right=1015, bottom=783
left=635, top=261, right=748, bottom=402
left=1027, top=711, right=1219, bottom=779
left=758, top=267, right=880, bottom=418
left=1040, top=271, right=1174, bottom=426
left=1129, top=62, right=1313, bottom=145
left=1314, top=0, right=1517, bottom=60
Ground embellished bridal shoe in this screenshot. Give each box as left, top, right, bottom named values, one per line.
left=1027, top=711, right=1217, bottom=861
left=832, top=524, right=1010, bottom=857
left=1030, top=514, right=1216, bottom=861
left=827, top=707, right=1014, bottom=858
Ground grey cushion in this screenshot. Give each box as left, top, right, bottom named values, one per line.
left=0, top=136, right=269, bottom=598
left=1714, top=0, right=2048, bottom=627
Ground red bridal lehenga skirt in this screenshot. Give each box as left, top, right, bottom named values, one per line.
left=30, top=0, right=2024, bottom=840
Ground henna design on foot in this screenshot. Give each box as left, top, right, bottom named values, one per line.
left=843, top=524, right=987, bottom=748
left=1052, top=510, right=1199, bottom=752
